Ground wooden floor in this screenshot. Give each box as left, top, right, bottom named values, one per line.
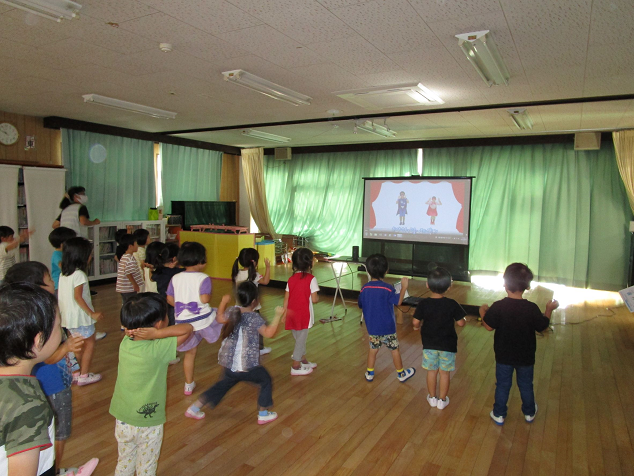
left=63, top=270, right=634, bottom=476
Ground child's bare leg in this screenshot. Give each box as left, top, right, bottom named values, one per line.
left=390, top=348, right=404, bottom=370
left=427, top=369, right=438, bottom=397
left=80, top=334, right=96, bottom=375
left=55, top=440, right=65, bottom=471
left=439, top=370, right=450, bottom=400
left=183, top=347, right=197, bottom=384
left=367, top=348, right=380, bottom=370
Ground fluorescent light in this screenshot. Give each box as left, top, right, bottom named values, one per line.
left=0, top=0, right=81, bottom=22
left=82, top=94, right=177, bottom=119
left=242, top=129, right=291, bottom=143
left=455, top=30, right=510, bottom=87
left=508, top=108, right=533, bottom=130
left=222, top=70, right=312, bottom=106
left=356, top=120, right=396, bottom=138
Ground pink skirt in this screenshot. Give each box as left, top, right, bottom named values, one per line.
left=426, top=206, right=438, bottom=217
left=177, top=319, right=223, bottom=352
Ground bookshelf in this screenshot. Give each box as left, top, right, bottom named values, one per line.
left=17, top=168, right=29, bottom=262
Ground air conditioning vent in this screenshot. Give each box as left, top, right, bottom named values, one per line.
left=335, top=83, right=444, bottom=110
left=274, top=148, right=292, bottom=161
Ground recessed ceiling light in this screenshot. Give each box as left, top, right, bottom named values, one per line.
left=159, top=43, right=172, bottom=53
left=242, top=129, right=291, bottom=143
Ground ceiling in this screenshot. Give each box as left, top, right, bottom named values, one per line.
left=1, top=0, right=634, bottom=148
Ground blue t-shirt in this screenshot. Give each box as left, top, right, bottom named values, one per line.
left=51, top=250, right=63, bottom=290
left=358, top=280, right=400, bottom=336
left=33, top=356, right=72, bottom=396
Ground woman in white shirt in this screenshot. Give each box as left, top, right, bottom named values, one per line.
left=52, top=186, right=100, bottom=239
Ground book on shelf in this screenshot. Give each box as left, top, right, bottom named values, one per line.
left=99, top=242, right=114, bottom=254
left=18, top=208, right=28, bottom=228
left=19, top=247, right=29, bottom=263
left=99, top=226, right=117, bottom=241
left=17, top=185, right=26, bottom=206
left=99, top=257, right=117, bottom=275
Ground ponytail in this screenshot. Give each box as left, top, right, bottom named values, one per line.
left=231, top=257, right=240, bottom=283
left=233, top=248, right=259, bottom=283
left=220, top=306, right=243, bottom=340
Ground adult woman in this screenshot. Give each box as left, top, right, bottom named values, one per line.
left=52, top=186, right=100, bottom=238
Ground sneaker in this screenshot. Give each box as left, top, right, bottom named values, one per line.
left=426, top=395, right=438, bottom=408
left=436, top=396, right=450, bottom=410
left=490, top=411, right=505, bottom=425
left=302, top=361, right=317, bottom=369
left=258, top=411, right=278, bottom=425
left=290, top=365, right=313, bottom=376
left=76, top=373, right=102, bottom=386
left=525, top=403, right=538, bottom=423
left=365, top=371, right=374, bottom=382
left=95, top=331, right=106, bottom=341
left=184, top=381, right=196, bottom=396
left=65, top=458, right=99, bottom=476
left=185, top=406, right=205, bottom=420
left=169, top=357, right=181, bottom=365
left=397, top=367, right=416, bottom=383
left=72, top=371, right=80, bottom=385
left=260, top=347, right=272, bottom=355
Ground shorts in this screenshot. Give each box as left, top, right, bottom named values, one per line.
left=369, top=333, right=399, bottom=350
left=48, top=387, right=72, bottom=440
left=69, top=324, right=95, bottom=338
left=422, top=349, right=456, bottom=372
left=177, top=319, right=223, bottom=352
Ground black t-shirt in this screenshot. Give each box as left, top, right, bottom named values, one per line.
left=152, top=267, right=184, bottom=297
left=56, top=205, right=89, bottom=222
left=483, top=297, right=550, bottom=366
left=413, top=297, right=466, bottom=353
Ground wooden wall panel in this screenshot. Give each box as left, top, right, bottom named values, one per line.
left=0, top=110, right=62, bottom=165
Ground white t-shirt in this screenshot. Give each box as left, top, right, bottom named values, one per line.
left=285, top=273, right=320, bottom=328
left=234, top=269, right=262, bottom=311
left=58, top=270, right=94, bottom=329
left=0, top=242, right=17, bottom=281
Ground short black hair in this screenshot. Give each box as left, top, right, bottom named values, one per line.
left=292, top=247, right=313, bottom=274
left=166, top=242, right=179, bottom=260
left=145, top=241, right=168, bottom=269
left=59, top=186, right=86, bottom=209
left=120, top=293, right=167, bottom=330
left=236, top=280, right=258, bottom=307
left=133, top=229, right=150, bottom=246
left=0, top=282, right=58, bottom=366
left=0, top=226, right=14, bottom=239
left=178, top=242, right=207, bottom=267
left=61, top=237, right=93, bottom=276
left=119, top=233, right=136, bottom=250
left=48, top=227, right=77, bottom=248
left=503, top=263, right=533, bottom=293
left=365, top=254, right=388, bottom=279
left=4, top=262, right=50, bottom=287
left=427, top=267, right=452, bottom=294
left=114, top=229, right=128, bottom=244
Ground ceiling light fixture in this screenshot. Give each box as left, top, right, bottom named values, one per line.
left=82, top=94, right=177, bottom=119
left=455, top=30, right=510, bottom=87
left=507, top=108, right=533, bottom=130
left=355, top=120, right=396, bottom=138
left=0, top=0, right=82, bottom=22
left=336, top=83, right=443, bottom=109
left=242, top=129, right=291, bottom=143
left=222, top=70, right=312, bottom=106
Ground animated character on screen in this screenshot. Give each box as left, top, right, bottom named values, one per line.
left=396, top=192, right=409, bottom=225
left=425, top=196, right=442, bottom=225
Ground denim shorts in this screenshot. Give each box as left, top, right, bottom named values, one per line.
left=369, top=333, right=399, bottom=350
left=69, top=324, right=95, bottom=338
left=422, top=349, right=456, bottom=371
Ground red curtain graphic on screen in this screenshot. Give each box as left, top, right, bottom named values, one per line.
left=428, top=181, right=465, bottom=233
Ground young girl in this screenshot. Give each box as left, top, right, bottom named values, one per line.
left=166, top=241, right=223, bottom=395
left=232, top=247, right=271, bottom=355
left=143, top=241, right=166, bottom=294
left=426, top=196, right=442, bottom=225
left=58, top=237, right=104, bottom=386
left=284, top=247, right=320, bottom=376
left=396, top=191, right=409, bottom=226
left=185, top=282, right=284, bottom=425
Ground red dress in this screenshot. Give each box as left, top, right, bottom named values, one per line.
left=426, top=203, right=438, bottom=216
left=285, top=272, right=315, bottom=330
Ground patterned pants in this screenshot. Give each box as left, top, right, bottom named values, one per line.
left=115, top=420, right=164, bottom=476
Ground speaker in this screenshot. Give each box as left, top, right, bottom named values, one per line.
left=274, top=147, right=292, bottom=160
left=574, top=132, right=601, bottom=150
left=352, top=246, right=359, bottom=262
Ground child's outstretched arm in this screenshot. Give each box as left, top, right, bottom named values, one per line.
left=128, top=323, right=193, bottom=346
left=397, top=277, right=409, bottom=306
left=545, top=299, right=559, bottom=318
left=259, top=258, right=271, bottom=285
left=44, top=334, right=84, bottom=365
left=216, top=295, right=232, bottom=324
left=479, top=304, right=494, bottom=331
left=74, top=284, right=103, bottom=321
left=260, top=306, right=286, bottom=338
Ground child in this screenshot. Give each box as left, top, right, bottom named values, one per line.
left=480, top=263, right=559, bottom=425
left=232, top=247, right=271, bottom=355
left=283, top=247, right=319, bottom=376
left=110, top=294, right=192, bottom=476
left=149, top=242, right=183, bottom=327
left=425, top=196, right=442, bottom=225
left=184, top=282, right=284, bottom=425
left=114, top=229, right=128, bottom=264
left=58, top=237, right=104, bottom=386
left=115, top=234, right=143, bottom=305
left=0, top=226, right=31, bottom=283
left=396, top=191, right=408, bottom=226
left=166, top=242, right=223, bottom=395
left=4, top=262, right=92, bottom=475
left=143, top=241, right=165, bottom=294
left=412, top=267, right=466, bottom=409
left=132, top=228, right=150, bottom=271
left=48, top=227, right=77, bottom=295
left=0, top=282, right=61, bottom=476
left=358, top=254, right=415, bottom=383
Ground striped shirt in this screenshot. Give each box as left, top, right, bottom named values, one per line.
left=0, top=242, right=17, bottom=281
left=116, top=253, right=143, bottom=293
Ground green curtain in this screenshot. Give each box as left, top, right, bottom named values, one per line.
left=264, top=150, right=417, bottom=255
left=62, top=129, right=155, bottom=221
left=423, top=142, right=631, bottom=290
left=161, top=143, right=223, bottom=214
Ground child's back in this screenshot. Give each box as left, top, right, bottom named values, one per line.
left=358, top=279, right=400, bottom=336
left=415, top=296, right=465, bottom=354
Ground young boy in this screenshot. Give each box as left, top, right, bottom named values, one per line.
left=115, top=234, right=143, bottom=305
left=48, top=227, right=77, bottom=295
left=132, top=228, right=150, bottom=270
left=480, top=263, right=559, bottom=425
left=0, top=226, right=30, bottom=283
left=0, top=282, right=61, bottom=476
left=358, top=254, right=415, bottom=383
left=110, top=294, right=192, bottom=476
left=412, top=267, right=466, bottom=410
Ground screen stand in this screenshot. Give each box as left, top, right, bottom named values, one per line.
left=320, top=261, right=350, bottom=324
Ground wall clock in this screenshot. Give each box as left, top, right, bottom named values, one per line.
left=0, top=122, right=19, bottom=146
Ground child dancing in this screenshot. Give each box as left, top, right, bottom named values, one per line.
left=185, top=282, right=284, bottom=425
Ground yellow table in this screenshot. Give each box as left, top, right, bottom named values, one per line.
left=180, top=231, right=255, bottom=279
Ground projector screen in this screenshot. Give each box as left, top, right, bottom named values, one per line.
left=363, top=177, right=472, bottom=245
